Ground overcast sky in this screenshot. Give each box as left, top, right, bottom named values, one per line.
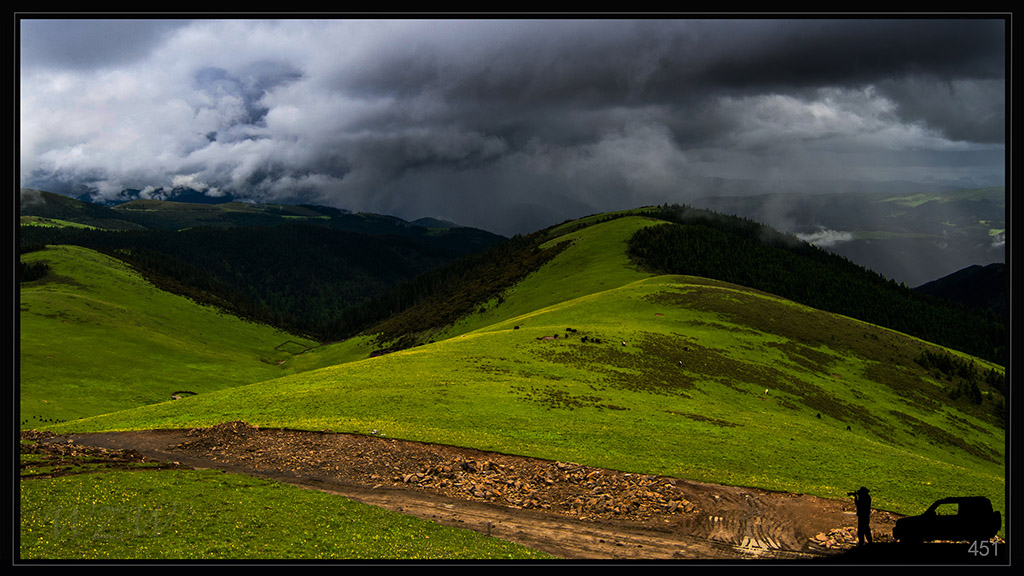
left=18, top=17, right=1006, bottom=235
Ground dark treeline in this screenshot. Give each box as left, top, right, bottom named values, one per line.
left=915, top=349, right=1006, bottom=423
left=18, top=222, right=503, bottom=341
left=629, top=204, right=1006, bottom=365
left=364, top=235, right=572, bottom=350
left=19, top=260, right=51, bottom=283
left=915, top=350, right=1006, bottom=393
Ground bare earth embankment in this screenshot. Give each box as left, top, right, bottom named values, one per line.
left=25, top=422, right=992, bottom=563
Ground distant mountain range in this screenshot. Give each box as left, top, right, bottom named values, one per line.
left=79, top=186, right=239, bottom=206
left=20, top=188, right=480, bottom=235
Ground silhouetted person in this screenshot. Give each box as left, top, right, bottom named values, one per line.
left=851, top=487, right=872, bottom=545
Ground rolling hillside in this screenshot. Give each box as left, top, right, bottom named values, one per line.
left=18, top=245, right=324, bottom=426
left=31, top=214, right=1005, bottom=526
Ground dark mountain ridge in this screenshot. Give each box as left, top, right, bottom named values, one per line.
left=19, top=188, right=146, bottom=230
left=85, top=186, right=239, bottom=205
left=914, top=263, right=1007, bottom=320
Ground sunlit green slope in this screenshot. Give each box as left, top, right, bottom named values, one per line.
left=19, top=245, right=321, bottom=426
left=426, top=212, right=663, bottom=340
left=55, top=217, right=1005, bottom=521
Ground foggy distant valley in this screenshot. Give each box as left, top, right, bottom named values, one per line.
left=690, top=187, right=1005, bottom=288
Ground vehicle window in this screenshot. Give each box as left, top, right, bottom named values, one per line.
left=933, top=503, right=959, bottom=516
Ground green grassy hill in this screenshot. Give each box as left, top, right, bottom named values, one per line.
left=18, top=245, right=324, bottom=427
left=35, top=215, right=1005, bottom=527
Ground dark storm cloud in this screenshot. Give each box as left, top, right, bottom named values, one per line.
left=876, top=76, right=1005, bottom=143
left=18, top=18, right=1006, bottom=235
left=691, top=19, right=1004, bottom=89
left=19, top=19, right=191, bottom=70
left=336, top=20, right=1003, bottom=107
left=193, top=62, right=304, bottom=138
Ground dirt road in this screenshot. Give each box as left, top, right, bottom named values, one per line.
left=28, top=421, right=903, bottom=561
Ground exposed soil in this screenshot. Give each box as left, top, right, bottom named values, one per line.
left=22, top=422, right=916, bottom=561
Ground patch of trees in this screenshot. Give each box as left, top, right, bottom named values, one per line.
left=915, top=350, right=1006, bottom=396
left=914, top=349, right=1006, bottom=425
left=628, top=204, right=1006, bottom=366
left=19, top=260, right=50, bottom=283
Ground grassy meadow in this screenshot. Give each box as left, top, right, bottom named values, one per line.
left=18, top=245, right=323, bottom=426
left=19, top=214, right=1006, bottom=558
left=19, top=449, right=551, bottom=560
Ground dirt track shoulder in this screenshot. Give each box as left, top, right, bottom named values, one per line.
left=26, top=422, right=901, bottom=561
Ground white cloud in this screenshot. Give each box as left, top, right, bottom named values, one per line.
left=795, top=228, right=855, bottom=248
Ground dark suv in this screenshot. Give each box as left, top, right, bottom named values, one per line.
left=892, top=496, right=1001, bottom=543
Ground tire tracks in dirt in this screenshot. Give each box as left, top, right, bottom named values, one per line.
left=38, top=425, right=892, bottom=561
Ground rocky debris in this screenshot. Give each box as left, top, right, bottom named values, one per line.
left=159, top=421, right=701, bottom=525
left=810, top=527, right=860, bottom=550
left=19, top=429, right=58, bottom=442
left=173, top=420, right=261, bottom=452
left=397, top=456, right=699, bottom=522
left=809, top=525, right=899, bottom=551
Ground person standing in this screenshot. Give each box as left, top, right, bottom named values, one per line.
left=853, top=487, right=872, bottom=545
